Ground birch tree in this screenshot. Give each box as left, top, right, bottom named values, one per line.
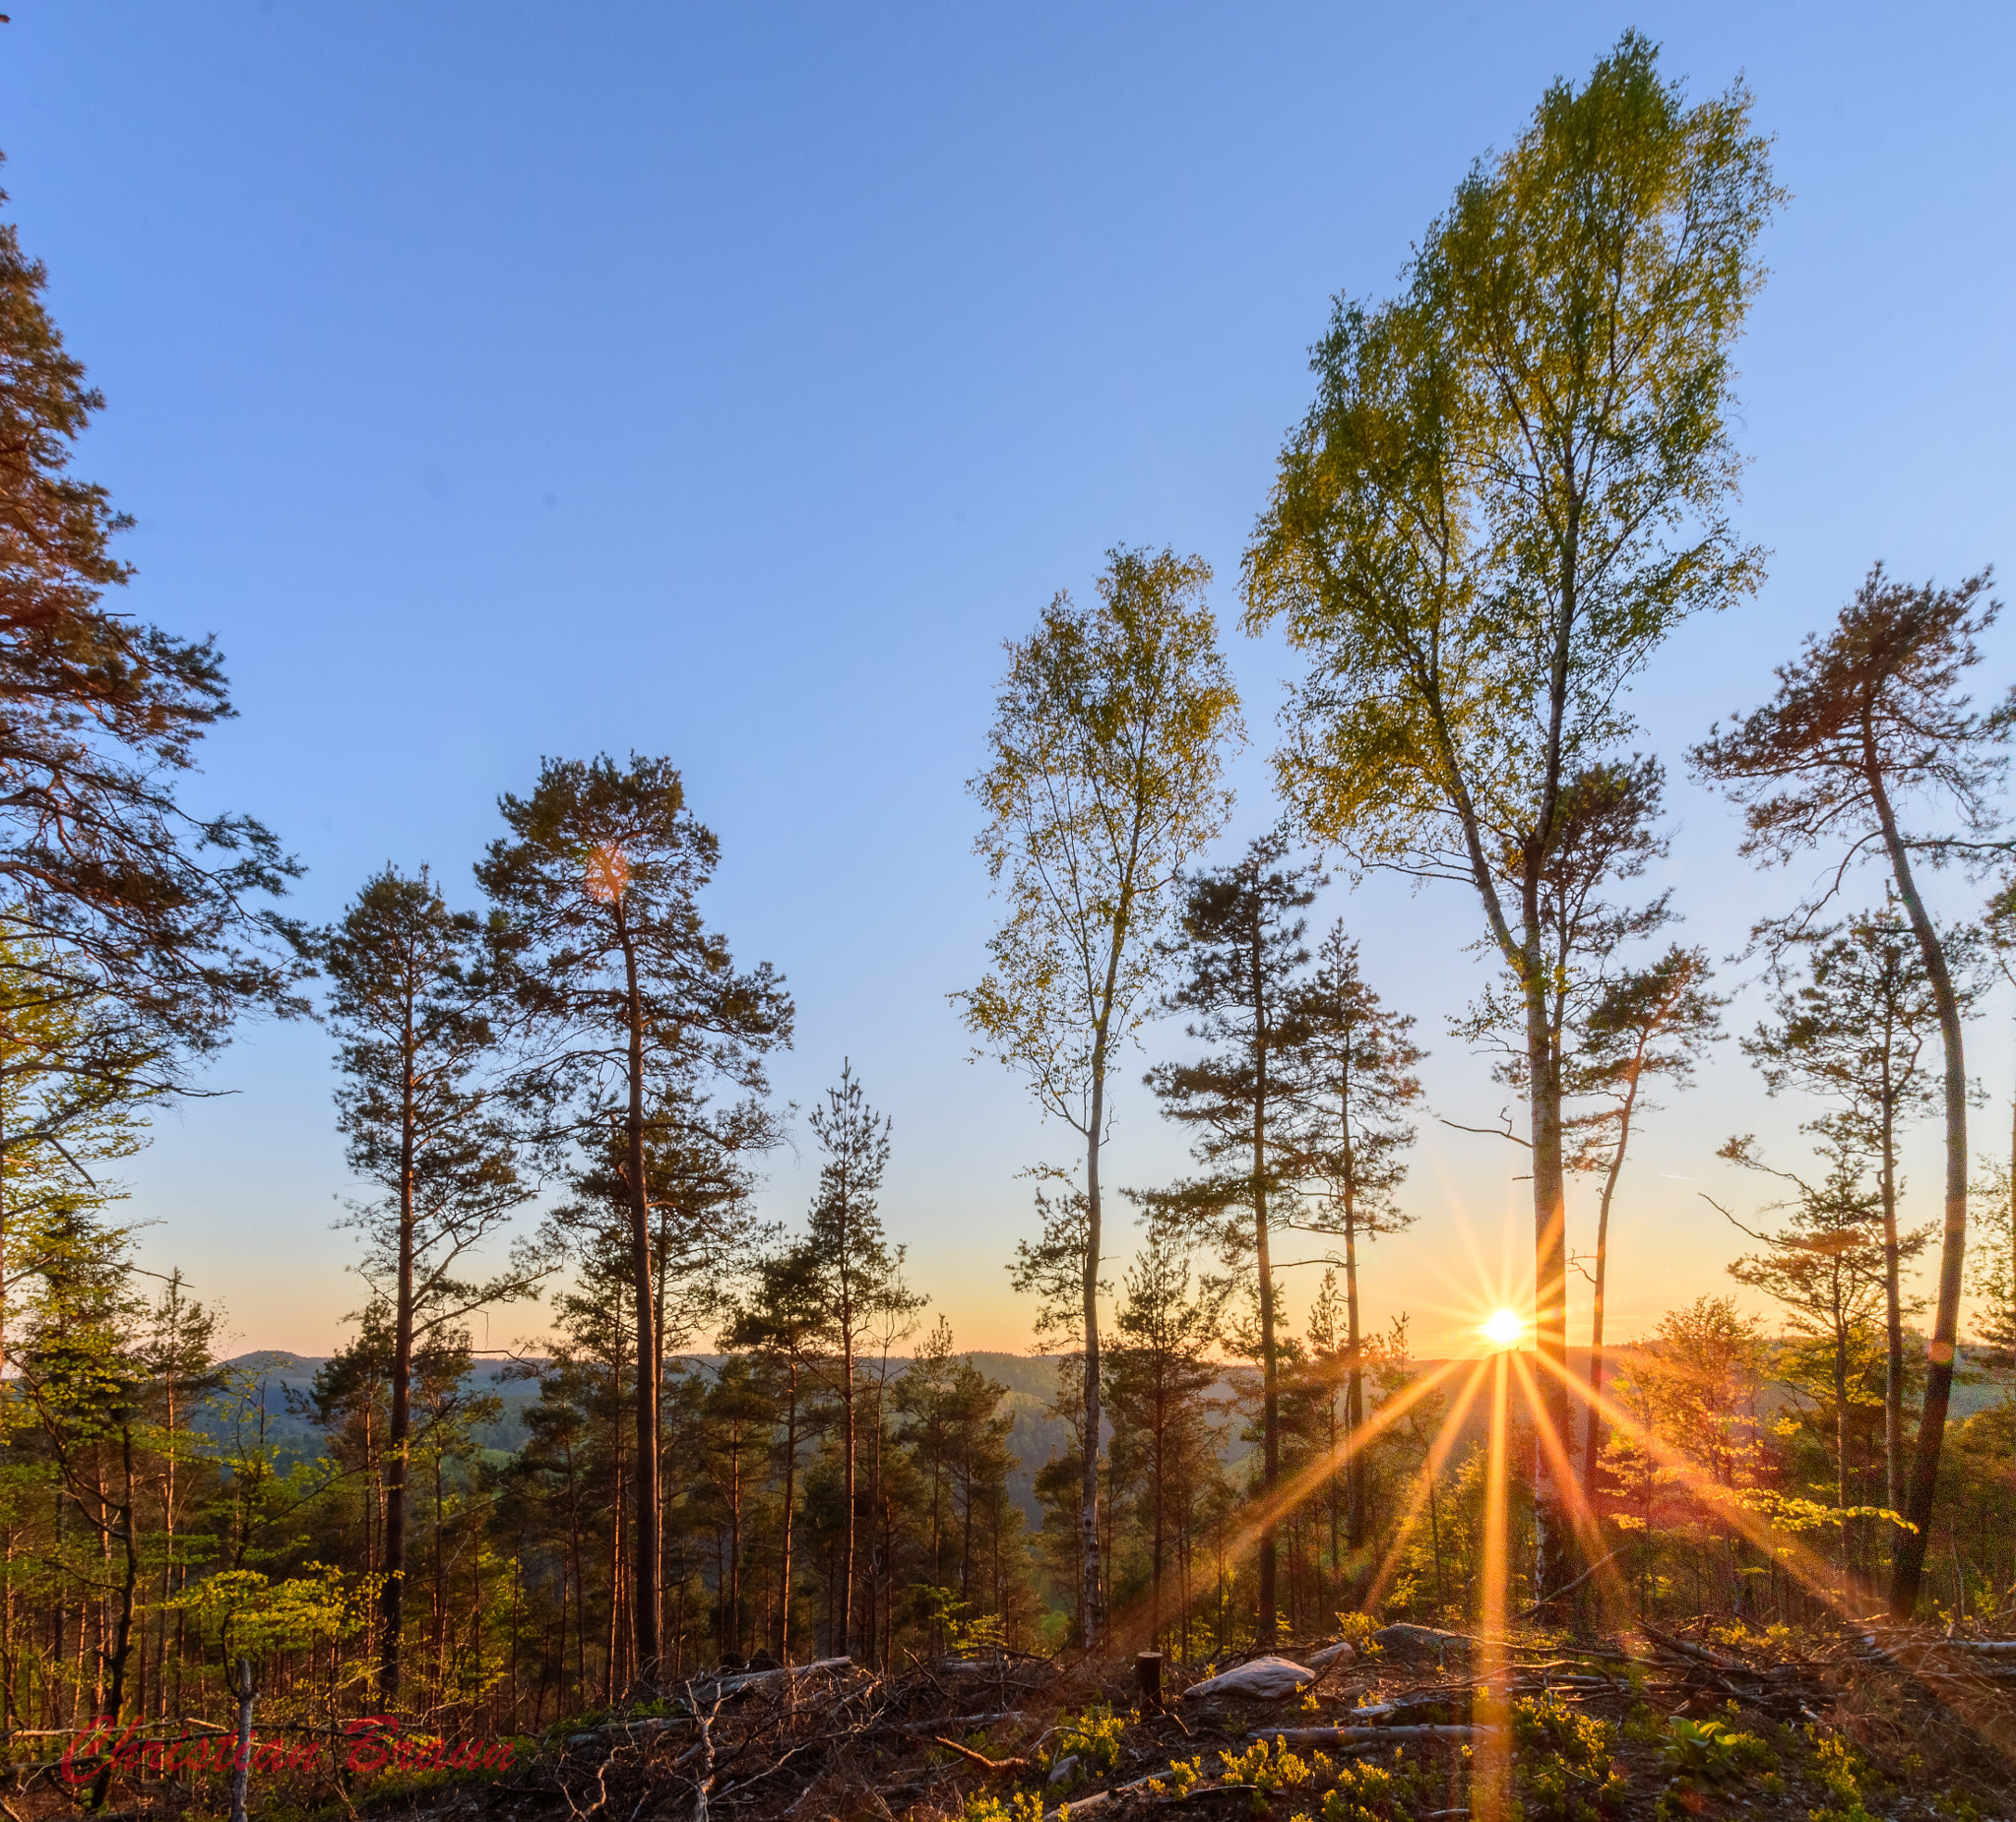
left=1244, top=33, right=1776, bottom=1597
left=959, top=546, right=1240, bottom=1646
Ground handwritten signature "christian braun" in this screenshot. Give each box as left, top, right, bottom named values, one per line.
left=59, top=1714, right=520, bottom=1784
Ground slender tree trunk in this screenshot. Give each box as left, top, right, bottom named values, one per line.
left=1249, top=905, right=1281, bottom=1644
left=1081, top=1067, right=1104, bottom=1652
left=380, top=1011, right=417, bottom=1698
left=1834, top=1297, right=1851, bottom=1594
left=1878, top=1104, right=1904, bottom=1518
left=1582, top=1063, right=1641, bottom=1507
left=1524, top=942, right=1573, bottom=1603
left=88, top=1429, right=142, bottom=1814
left=227, top=1659, right=254, bottom=1822
left=1344, top=1204, right=1365, bottom=1552
left=1868, top=743, right=1966, bottom=1617
left=841, top=1332, right=856, bottom=1659
left=618, top=918, right=662, bottom=1684
left=778, top=1368, right=797, bottom=1663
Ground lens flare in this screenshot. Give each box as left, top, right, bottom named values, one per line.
left=1480, top=1306, right=1524, bottom=1349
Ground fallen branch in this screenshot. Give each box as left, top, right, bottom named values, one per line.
left=918, top=1735, right=1033, bottom=1777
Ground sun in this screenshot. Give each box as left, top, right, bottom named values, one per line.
left=1480, top=1306, right=1525, bottom=1349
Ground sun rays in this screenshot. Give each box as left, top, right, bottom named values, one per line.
left=1103, top=1225, right=1904, bottom=1675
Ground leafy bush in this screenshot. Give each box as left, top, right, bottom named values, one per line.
left=1334, top=1611, right=1385, bottom=1657
left=1660, top=1716, right=1771, bottom=1787
left=1049, top=1705, right=1125, bottom=1777
left=1318, top=1758, right=1411, bottom=1822
left=1145, top=1756, right=1202, bottom=1800
left=960, top=1791, right=1043, bottom=1822
left=1512, top=1692, right=1626, bottom=1822
left=1221, top=1736, right=1316, bottom=1813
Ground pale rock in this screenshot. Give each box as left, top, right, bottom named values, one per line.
left=1179, top=1656, right=1315, bottom=1703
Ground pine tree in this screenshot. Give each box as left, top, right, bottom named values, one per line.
left=477, top=753, right=791, bottom=1686
left=1740, top=908, right=1963, bottom=1522
left=1719, top=1139, right=1922, bottom=1590
left=1283, top=924, right=1421, bottom=1557
left=315, top=863, right=539, bottom=1698
left=0, top=175, right=304, bottom=1107
left=1692, top=566, right=2014, bottom=1614
left=1145, top=828, right=1316, bottom=1642
left=792, top=1065, right=918, bottom=1661
left=1102, top=1220, right=1227, bottom=1650
left=725, top=1248, right=823, bottom=1662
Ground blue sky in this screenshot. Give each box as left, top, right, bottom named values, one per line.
left=3, top=3, right=2012, bottom=1356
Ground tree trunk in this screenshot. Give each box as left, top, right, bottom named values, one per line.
left=88, top=1427, right=143, bottom=1814
left=841, top=1331, right=856, bottom=1659
left=1255, top=1181, right=1278, bottom=1643
left=1878, top=1105, right=1904, bottom=1518
left=1582, top=1062, right=1641, bottom=1507
left=1081, top=1067, right=1103, bottom=1652
left=227, top=1659, right=254, bottom=1822
left=777, top=1367, right=797, bottom=1663
left=1344, top=1204, right=1365, bottom=1552
left=1524, top=945, right=1573, bottom=1605
left=380, top=1006, right=417, bottom=1699
left=618, top=917, right=662, bottom=1685
left=1868, top=741, right=1966, bottom=1617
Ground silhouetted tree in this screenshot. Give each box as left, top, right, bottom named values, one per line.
left=1144, top=828, right=1317, bottom=1641
left=1693, top=565, right=2011, bottom=1614
left=1284, top=923, right=1422, bottom=1553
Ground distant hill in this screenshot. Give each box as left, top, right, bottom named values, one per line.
left=203, top=1345, right=2014, bottom=1511
left=203, top=1353, right=541, bottom=1468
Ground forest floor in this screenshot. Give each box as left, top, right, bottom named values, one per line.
left=19, top=1617, right=2016, bottom=1822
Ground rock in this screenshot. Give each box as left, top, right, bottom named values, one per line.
left=1180, top=1656, right=1315, bottom=1703
left=1307, top=1640, right=1357, bottom=1672
left=1371, top=1624, right=1474, bottom=1661
left=1048, top=1754, right=1081, bottom=1786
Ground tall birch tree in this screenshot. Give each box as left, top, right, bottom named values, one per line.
left=959, top=546, right=1240, bottom=1647
left=1243, top=33, right=1776, bottom=1598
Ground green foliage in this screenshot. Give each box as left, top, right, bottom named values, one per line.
left=1333, top=1611, right=1384, bottom=1658
left=1659, top=1716, right=1771, bottom=1787
left=1512, top=1692, right=1625, bottom=1822
left=1803, top=1730, right=1881, bottom=1822
left=1319, top=1758, right=1415, bottom=1822
left=1048, top=1704, right=1126, bottom=1778
left=960, top=1791, right=1044, bottom=1822
left=1221, top=1735, right=1315, bottom=1792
